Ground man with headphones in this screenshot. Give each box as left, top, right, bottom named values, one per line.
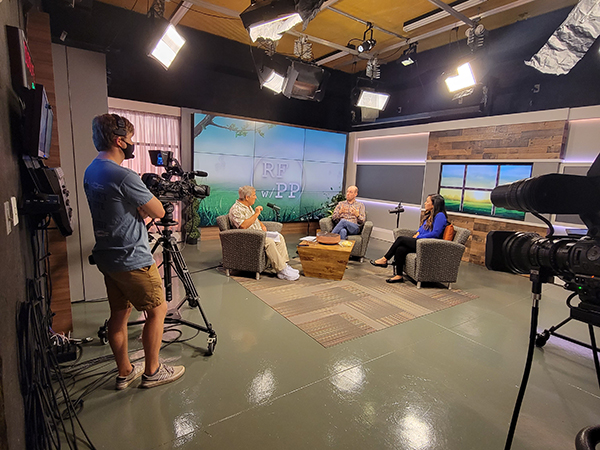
left=83, top=113, right=185, bottom=389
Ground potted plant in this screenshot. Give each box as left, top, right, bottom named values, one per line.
left=184, top=186, right=202, bottom=245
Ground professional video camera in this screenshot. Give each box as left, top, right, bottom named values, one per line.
left=485, top=153, right=600, bottom=306
left=141, top=150, right=210, bottom=202
left=485, top=154, right=600, bottom=450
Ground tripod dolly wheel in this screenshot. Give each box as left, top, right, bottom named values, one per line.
left=535, top=330, right=550, bottom=347
left=206, top=334, right=217, bottom=356
left=98, top=320, right=109, bottom=345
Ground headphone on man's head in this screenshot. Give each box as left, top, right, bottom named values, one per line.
left=111, top=114, right=127, bottom=137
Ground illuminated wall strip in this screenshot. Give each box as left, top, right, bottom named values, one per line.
left=356, top=132, right=430, bottom=141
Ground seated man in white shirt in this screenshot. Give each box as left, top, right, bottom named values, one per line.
left=228, top=186, right=299, bottom=281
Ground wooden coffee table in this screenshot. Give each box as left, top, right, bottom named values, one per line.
left=297, top=240, right=355, bottom=281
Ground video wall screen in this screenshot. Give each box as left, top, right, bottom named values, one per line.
left=193, top=113, right=347, bottom=226
left=439, top=163, right=532, bottom=220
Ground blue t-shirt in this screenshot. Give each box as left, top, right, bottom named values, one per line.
left=84, top=159, right=155, bottom=273
left=416, top=212, right=447, bottom=239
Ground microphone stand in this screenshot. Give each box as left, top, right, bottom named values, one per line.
left=266, top=205, right=280, bottom=222
left=296, top=204, right=332, bottom=235
left=389, top=203, right=405, bottom=228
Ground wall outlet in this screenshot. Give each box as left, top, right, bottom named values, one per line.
left=4, top=201, right=12, bottom=235
left=10, top=197, right=19, bottom=226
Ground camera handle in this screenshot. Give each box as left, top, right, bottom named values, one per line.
left=504, top=269, right=545, bottom=450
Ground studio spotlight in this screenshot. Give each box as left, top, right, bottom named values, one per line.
left=445, top=62, right=476, bottom=93
left=149, top=24, right=185, bottom=69
left=357, top=39, right=376, bottom=53
left=357, top=22, right=376, bottom=53
left=261, top=69, right=286, bottom=94
left=240, top=0, right=302, bottom=42
left=399, top=42, right=417, bottom=66
left=356, top=89, right=390, bottom=111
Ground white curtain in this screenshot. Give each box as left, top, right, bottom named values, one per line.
left=109, top=108, right=182, bottom=227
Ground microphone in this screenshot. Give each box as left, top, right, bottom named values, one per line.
left=191, top=170, right=208, bottom=177
left=389, top=202, right=404, bottom=214
left=267, top=202, right=281, bottom=212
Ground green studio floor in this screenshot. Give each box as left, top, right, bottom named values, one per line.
left=67, top=234, right=600, bottom=450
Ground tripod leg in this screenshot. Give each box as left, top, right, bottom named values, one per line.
left=168, top=240, right=199, bottom=304
left=504, top=282, right=542, bottom=450
left=167, top=239, right=214, bottom=331
left=588, top=324, right=600, bottom=390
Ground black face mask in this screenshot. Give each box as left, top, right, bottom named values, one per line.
left=122, top=142, right=135, bottom=160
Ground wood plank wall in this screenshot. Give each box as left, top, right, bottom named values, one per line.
left=428, top=121, right=567, bottom=160
left=448, top=213, right=547, bottom=266
left=27, top=11, right=73, bottom=333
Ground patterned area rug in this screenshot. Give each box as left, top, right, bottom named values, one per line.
left=231, top=258, right=478, bottom=348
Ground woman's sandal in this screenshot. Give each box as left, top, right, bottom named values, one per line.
left=370, top=259, right=388, bottom=268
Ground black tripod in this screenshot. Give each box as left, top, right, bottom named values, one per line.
left=98, top=203, right=217, bottom=355
left=503, top=271, right=600, bottom=450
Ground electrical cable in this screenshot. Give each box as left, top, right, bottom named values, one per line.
left=177, top=3, right=239, bottom=21
left=17, top=223, right=97, bottom=449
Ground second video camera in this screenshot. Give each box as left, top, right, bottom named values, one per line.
left=142, top=150, right=210, bottom=202
left=485, top=154, right=600, bottom=305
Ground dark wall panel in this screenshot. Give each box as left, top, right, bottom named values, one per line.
left=356, top=165, right=425, bottom=204
left=1, top=1, right=30, bottom=448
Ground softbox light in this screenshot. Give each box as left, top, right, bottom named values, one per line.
left=240, top=0, right=302, bottom=42
left=282, top=61, right=329, bottom=101
left=445, top=62, right=476, bottom=93
left=261, top=69, right=286, bottom=93
left=149, top=24, right=186, bottom=69
left=356, top=89, right=390, bottom=111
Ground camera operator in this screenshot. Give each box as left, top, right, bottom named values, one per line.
left=83, top=113, right=185, bottom=390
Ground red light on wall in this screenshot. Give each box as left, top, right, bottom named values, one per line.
left=7, top=26, right=36, bottom=90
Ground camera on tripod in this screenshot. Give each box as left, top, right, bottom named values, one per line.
left=485, top=153, right=600, bottom=306
left=141, top=150, right=210, bottom=202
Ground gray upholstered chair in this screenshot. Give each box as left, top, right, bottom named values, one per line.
left=216, top=215, right=283, bottom=280
left=392, top=226, right=471, bottom=288
left=319, top=215, right=373, bottom=262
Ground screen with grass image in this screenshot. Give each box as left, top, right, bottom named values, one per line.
left=193, top=113, right=347, bottom=226
left=439, top=163, right=532, bottom=220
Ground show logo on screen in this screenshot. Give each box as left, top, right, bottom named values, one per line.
left=193, top=113, right=347, bottom=226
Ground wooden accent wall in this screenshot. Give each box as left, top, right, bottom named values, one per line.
left=428, top=121, right=568, bottom=160
left=448, top=213, right=547, bottom=266
left=27, top=11, right=73, bottom=333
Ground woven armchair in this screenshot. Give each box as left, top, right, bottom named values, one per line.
left=392, top=226, right=471, bottom=288
left=319, top=216, right=373, bottom=262
left=216, top=215, right=283, bottom=280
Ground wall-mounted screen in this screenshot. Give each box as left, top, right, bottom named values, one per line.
left=193, top=113, right=347, bottom=226
left=439, top=163, right=532, bottom=220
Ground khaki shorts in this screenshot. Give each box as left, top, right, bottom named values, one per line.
left=102, top=264, right=164, bottom=312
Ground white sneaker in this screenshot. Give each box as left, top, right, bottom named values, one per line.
left=140, top=364, right=185, bottom=388
left=277, top=265, right=300, bottom=281
left=287, top=265, right=299, bottom=275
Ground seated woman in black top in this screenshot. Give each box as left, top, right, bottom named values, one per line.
left=371, top=194, right=448, bottom=283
